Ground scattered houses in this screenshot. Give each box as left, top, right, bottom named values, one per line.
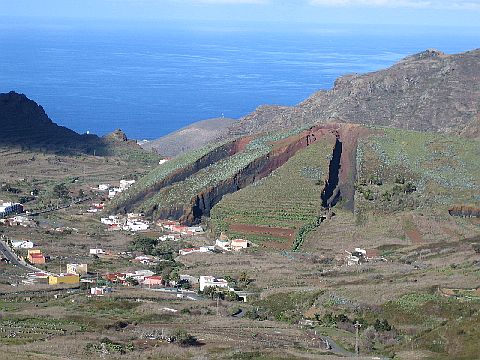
left=0, top=216, right=37, bottom=227
left=101, top=214, right=149, bottom=232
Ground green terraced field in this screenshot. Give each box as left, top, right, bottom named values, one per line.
left=135, top=129, right=305, bottom=217
left=356, top=127, right=480, bottom=213
left=210, top=134, right=336, bottom=243
left=108, top=139, right=232, bottom=211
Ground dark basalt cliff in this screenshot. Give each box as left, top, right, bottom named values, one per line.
left=229, top=48, right=480, bottom=137
left=0, top=91, right=142, bottom=155
left=150, top=124, right=345, bottom=225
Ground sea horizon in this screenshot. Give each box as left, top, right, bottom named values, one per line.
left=1, top=18, right=479, bottom=140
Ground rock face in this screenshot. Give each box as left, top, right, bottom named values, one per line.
left=0, top=91, right=106, bottom=154
left=144, top=48, right=479, bottom=157
left=141, top=117, right=236, bottom=157
left=229, top=48, right=480, bottom=137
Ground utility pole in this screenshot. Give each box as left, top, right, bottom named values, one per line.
left=354, top=321, right=362, bottom=356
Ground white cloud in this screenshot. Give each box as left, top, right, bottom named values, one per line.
left=309, top=0, right=480, bottom=9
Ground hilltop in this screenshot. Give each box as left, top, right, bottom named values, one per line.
left=141, top=117, right=235, bottom=157
left=145, top=48, right=480, bottom=156
left=231, top=48, right=480, bottom=136
left=0, top=91, right=140, bottom=155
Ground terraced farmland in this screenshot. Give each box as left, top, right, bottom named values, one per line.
left=108, top=139, right=234, bottom=212
left=355, top=127, right=480, bottom=214
left=210, top=133, right=336, bottom=246
left=136, top=129, right=308, bottom=222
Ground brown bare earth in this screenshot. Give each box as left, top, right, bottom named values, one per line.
left=229, top=224, right=295, bottom=242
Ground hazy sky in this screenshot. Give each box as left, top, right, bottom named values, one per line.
left=1, top=0, right=480, bottom=28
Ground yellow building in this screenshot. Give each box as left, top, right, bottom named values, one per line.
left=48, top=274, right=80, bottom=285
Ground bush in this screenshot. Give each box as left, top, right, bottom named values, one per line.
left=171, top=329, right=199, bottom=347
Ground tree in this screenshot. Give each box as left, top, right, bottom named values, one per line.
left=125, top=277, right=139, bottom=286
left=171, top=329, right=198, bottom=347
left=53, top=183, right=69, bottom=199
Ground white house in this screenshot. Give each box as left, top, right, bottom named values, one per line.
left=0, top=202, right=23, bottom=217
left=215, top=239, right=231, bottom=251
left=98, top=184, right=110, bottom=191
left=231, top=239, right=249, bottom=251
left=89, top=248, right=105, bottom=255
left=11, top=240, right=34, bottom=249
left=125, top=269, right=155, bottom=282
left=108, top=188, right=122, bottom=199
left=199, top=276, right=229, bottom=291
left=101, top=215, right=125, bottom=226
left=178, top=246, right=214, bottom=256
left=159, top=234, right=179, bottom=242
left=67, top=263, right=88, bottom=275
left=158, top=159, right=169, bottom=165
left=123, top=220, right=149, bottom=232
left=91, top=287, right=113, bottom=296
left=119, top=180, right=136, bottom=190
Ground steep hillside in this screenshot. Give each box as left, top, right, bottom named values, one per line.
left=113, top=124, right=352, bottom=225
left=141, top=117, right=235, bottom=157
left=0, top=91, right=147, bottom=156
left=354, top=127, right=480, bottom=218
left=143, top=49, right=479, bottom=157
left=230, top=49, right=480, bottom=137
left=0, top=91, right=106, bottom=154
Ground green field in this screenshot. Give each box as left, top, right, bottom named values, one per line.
left=210, top=134, right=336, bottom=243
left=355, top=127, right=480, bottom=214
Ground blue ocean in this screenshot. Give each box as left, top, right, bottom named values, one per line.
left=1, top=20, right=479, bottom=140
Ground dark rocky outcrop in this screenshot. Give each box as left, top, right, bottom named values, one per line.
left=0, top=91, right=107, bottom=154
left=449, top=205, right=480, bottom=218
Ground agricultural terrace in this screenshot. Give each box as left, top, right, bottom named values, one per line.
left=136, top=129, right=305, bottom=216
left=210, top=133, right=336, bottom=246
left=355, top=127, right=480, bottom=214
left=107, top=139, right=233, bottom=211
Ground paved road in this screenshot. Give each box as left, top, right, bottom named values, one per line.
left=146, top=288, right=203, bottom=301
left=0, top=238, right=44, bottom=273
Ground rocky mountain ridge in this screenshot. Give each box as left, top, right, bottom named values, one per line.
left=229, top=48, right=480, bottom=137
left=0, top=91, right=139, bottom=155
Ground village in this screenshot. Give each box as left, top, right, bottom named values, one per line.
left=1, top=180, right=387, bottom=306
left=0, top=179, right=258, bottom=304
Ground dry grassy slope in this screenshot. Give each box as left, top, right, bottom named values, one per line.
left=229, top=49, right=480, bottom=138
left=141, top=117, right=236, bottom=157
